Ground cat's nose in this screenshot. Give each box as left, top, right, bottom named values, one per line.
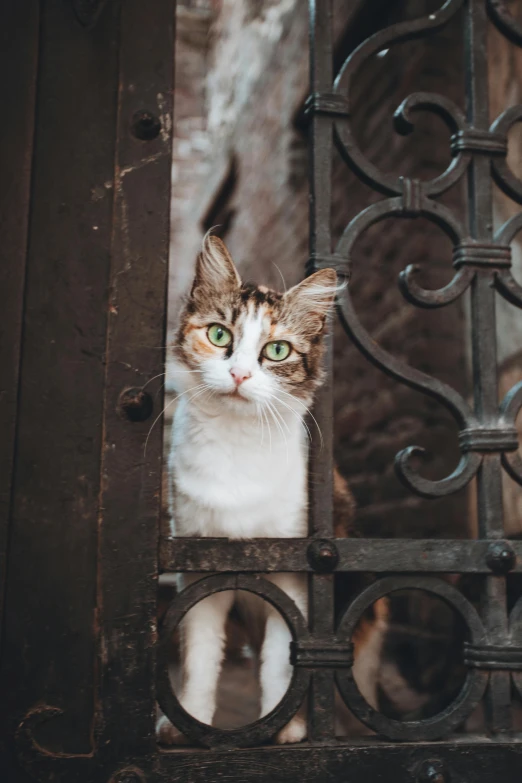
left=230, top=367, right=252, bottom=386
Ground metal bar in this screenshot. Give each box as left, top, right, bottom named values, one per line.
left=160, top=537, right=522, bottom=573
left=308, top=0, right=334, bottom=540
left=152, top=741, right=522, bottom=782
left=465, top=0, right=511, bottom=734
left=308, top=574, right=335, bottom=741
left=308, top=0, right=335, bottom=742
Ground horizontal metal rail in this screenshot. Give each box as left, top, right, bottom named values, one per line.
left=160, top=537, right=522, bottom=573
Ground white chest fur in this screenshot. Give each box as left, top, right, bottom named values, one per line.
left=169, top=398, right=308, bottom=540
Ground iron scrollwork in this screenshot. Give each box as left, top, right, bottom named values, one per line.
left=314, top=0, right=522, bottom=503
left=304, top=0, right=522, bottom=742
left=153, top=0, right=522, bottom=751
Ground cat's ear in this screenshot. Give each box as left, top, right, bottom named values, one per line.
left=191, top=234, right=241, bottom=298
left=284, top=268, right=337, bottom=332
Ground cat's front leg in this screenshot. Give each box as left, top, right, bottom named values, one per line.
left=180, top=587, right=235, bottom=724
left=157, top=581, right=235, bottom=743
left=261, top=573, right=308, bottom=744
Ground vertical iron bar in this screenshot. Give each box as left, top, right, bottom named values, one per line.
left=465, top=0, right=511, bottom=734
left=308, top=0, right=335, bottom=742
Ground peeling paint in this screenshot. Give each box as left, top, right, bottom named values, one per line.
left=119, top=151, right=165, bottom=180
left=156, top=92, right=173, bottom=143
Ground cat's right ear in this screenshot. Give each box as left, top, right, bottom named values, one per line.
left=191, top=234, right=241, bottom=298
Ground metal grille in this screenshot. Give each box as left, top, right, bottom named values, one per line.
left=3, top=1, right=522, bottom=781
left=157, top=0, right=522, bottom=750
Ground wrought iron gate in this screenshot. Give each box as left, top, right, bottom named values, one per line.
left=2, top=0, right=522, bottom=781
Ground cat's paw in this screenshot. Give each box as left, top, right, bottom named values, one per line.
left=156, top=714, right=190, bottom=745
left=274, top=715, right=307, bottom=744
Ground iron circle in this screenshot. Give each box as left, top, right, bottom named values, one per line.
left=336, top=575, right=488, bottom=741
left=157, top=573, right=311, bottom=748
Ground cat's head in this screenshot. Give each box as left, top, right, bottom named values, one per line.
left=171, top=234, right=337, bottom=413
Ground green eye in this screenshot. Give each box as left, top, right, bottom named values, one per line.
left=263, top=340, right=291, bottom=362
left=207, top=323, right=232, bottom=347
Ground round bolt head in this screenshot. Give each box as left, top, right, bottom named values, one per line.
left=307, top=538, right=339, bottom=572
left=132, top=110, right=161, bottom=141
left=119, top=387, right=153, bottom=422
left=486, top=540, right=516, bottom=574
left=73, top=0, right=105, bottom=26
left=417, top=759, right=447, bottom=783
left=109, top=769, right=145, bottom=783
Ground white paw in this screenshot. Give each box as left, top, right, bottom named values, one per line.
left=275, top=715, right=307, bottom=744
left=155, top=714, right=190, bottom=745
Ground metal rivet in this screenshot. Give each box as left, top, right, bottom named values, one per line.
left=73, top=0, right=106, bottom=27
left=109, top=769, right=145, bottom=783
left=307, top=539, right=339, bottom=572
left=417, top=760, right=448, bottom=783
left=486, top=540, right=516, bottom=574
left=131, top=110, right=161, bottom=141
left=118, top=388, right=153, bottom=422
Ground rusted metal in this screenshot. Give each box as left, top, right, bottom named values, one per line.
left=160, top=536, right=522, bottom=573
left=306, top=538, right=339, bottom=572
left=486, top=541, right=517, bottom=574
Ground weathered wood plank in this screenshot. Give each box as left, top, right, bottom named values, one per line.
left=2, top=0, right=120, bottom=756
left=96, top=0, right=175, bottom=757
left=0, top=0, right=40, bottom=650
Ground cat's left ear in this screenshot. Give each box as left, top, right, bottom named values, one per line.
left=191, top=234, right=241, bottom=298
left=284, top=268, right=337, bottom=332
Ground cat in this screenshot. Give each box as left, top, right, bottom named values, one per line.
left=157, top=234, right=387, bottom=744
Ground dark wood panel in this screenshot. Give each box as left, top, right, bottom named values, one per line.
left=1, top=0, right=121, bottom=758
left=0, top=0, right=40, bottom=648
left=96, top=0, right=174, bottom=759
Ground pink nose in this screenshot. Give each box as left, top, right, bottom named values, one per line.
left=230, top=367, right=252, bottom=386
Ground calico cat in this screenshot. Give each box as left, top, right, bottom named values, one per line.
left=157, top=234, right=386, bottom=744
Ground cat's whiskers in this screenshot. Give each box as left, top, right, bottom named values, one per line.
left=255, top=404, right=266, bottom=447
left=152, top=382, right=166, bottom=403
left=264, top=399, right=289, bottom=464
left=266, top=398, right=291, bottom=435
left=271, top=262, right=287, bottom=293
left=143, top=382, right=211, bottom=456
left=260, top=406, right=272, bottom=452
left=169, top=367, right=205, bottom=373
left=274, top=388, right=324, bottom=449
left=141, top=372, right=165, bottom=391
left=270, top=393, right=312, bottom=443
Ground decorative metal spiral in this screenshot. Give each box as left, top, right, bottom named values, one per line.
left=319, top=0, right=522, bottom=500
